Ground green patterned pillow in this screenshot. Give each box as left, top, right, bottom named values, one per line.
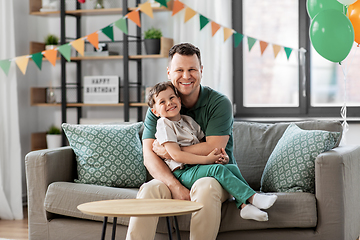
left=62, top=122, right=146, bottom=188
left=260, top=123, right=340, bottom=193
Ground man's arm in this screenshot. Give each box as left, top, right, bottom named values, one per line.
left=142, top=139, right=191, bottom=200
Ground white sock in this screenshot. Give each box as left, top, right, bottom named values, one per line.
left=240, top=204, right=268, bottom=222
left=252, top=193, right=278, bottom=210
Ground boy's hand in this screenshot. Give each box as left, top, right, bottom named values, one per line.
left=215, top=148, right=229, bottom=165
left=206, top=148, right=222, bottom=164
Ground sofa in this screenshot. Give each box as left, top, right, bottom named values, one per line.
left=25, top=120, right=360, bottom=240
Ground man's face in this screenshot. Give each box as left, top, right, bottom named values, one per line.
left=167, top=53, right=202, bottom=98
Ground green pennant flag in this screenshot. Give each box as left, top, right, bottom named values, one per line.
left=155, top=0, right=168, bottom=7
left=31, top=52, right=43, bottom=70
left=58, top=44, right=72, bottom=62
left=0, top=59, right=11, bottom=76
left=284, top=47, right=293, bottom=60
left=233, top=32, right=244, bottom=48
left=102, top=25, right=114, bottom=42
left=247, top=37, right=257, bottom=51
left=114, top=18, right=128, bottom=35
left=199, top=14, right=210, bottom=30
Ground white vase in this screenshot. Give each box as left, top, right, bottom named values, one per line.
left=46, top=134, right=62, bottom=149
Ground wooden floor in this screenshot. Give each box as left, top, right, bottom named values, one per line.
left=0, top=207, right=28, bottom=240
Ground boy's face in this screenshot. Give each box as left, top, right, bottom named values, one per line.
left=151, top=87, right=182, bottom=121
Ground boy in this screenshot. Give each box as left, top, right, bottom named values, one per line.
left=148, top=81, right=277, bottom=221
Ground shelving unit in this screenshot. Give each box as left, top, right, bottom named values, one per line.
left=29, top=0, right=173, bottom=149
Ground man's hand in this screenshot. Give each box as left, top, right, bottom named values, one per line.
left=215, top=148, right=229, bottom=165
left=170, top=183, right=191, bottom=200
left=152, top=140, right=171, bottom=159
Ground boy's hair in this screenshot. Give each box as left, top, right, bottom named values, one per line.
left=168, top=43, right=202, bottom=67
left=147, top=81, right=179, bottom=108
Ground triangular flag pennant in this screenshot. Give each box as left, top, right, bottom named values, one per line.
left=155, top=0, right=168, bottom=8
left=127, top=10, right=141, bottom=27
left=0, top=59, right=11, bottom=76
left=58, top=44, right=72, bottom=62
left=72, top=38, right=85, bottom=57
left=223, top=27, right=233, bottom=42
left=43, top=49, right=58, bottom=66
left=15, top=56, right=29, bottom=75
left=211, top=22, right=221, bottom=36
left=284, top=47, right=293, bottom=60
left=102, top=25, right=114, bottom=42
left=259, top=41, right=269, bottom=55
left=247, top=37, right=257, bottom=51
left=184, top=7, right=197, bottom=23
left=87, top=32, right=99, bottom=49
left=233, top=32, right=244, bottom=48
left=114, top=18, right=128, bottom=34
left=199, top=14, right=210, bottom=30
left=139, top=2, right=153, bottom=18
left=172, top=0, right=185, bottom=16
left=273, top=44, right=282, bottom=58
left=31, top=52, right=43, bottom=70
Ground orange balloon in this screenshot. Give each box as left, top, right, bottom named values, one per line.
left=347, top=1, right=360, bottom=44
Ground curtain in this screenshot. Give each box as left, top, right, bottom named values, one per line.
left=0, top=0, right=23, bottom=220
left=172, top=0, right=233, bottom=100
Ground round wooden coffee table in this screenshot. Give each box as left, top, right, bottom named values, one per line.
left=77, top=199, right=203, bottom=240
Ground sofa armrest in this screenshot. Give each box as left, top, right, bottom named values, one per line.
left=25, top=146, right=76, bottom=238
left=315, top=145, right=360, bottom=240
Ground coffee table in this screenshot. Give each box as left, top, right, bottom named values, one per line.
left=77, top=199, right=203, bottom=240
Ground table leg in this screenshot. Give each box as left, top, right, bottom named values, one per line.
left=101, top=216, right=108, bottom=240
left=166, top=216, right=173, bottom=240
left=173, top=216, right=181, bottom=240
left=111, top=217, right=117, bottom=240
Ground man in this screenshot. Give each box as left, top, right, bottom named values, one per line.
left=126, top=43, right=234, bottom=240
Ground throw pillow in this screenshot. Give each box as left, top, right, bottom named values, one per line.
left=62, top=122, right=146, bottom=188
left=260, top=123, right=340, bottom=193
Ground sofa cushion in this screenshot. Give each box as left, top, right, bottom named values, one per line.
left=62, top=122, right=146, bottom=188
left=260, top=123, right=341, bottom=193
left=232, top=120, right=342, bottom=190
left=175, top=192, right=317, bottom=231
left=44, top=182, right=169, bottom=233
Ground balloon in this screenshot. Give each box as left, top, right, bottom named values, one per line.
left=307, top=0, right=344, bottom=19
left=337, top=0, right=358, bottom=5
left=347, top=0, right=360, bottom=43
left=309, top=9, right=354, bottom=62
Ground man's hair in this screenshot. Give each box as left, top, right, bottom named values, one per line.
left=168, top=43, right=202, bottom=67
left=147, top=81, right=179, bottom=108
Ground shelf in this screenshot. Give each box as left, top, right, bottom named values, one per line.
left=31, top=102, right=148, bottom=107
left=31, top=132, right=47, bottom=151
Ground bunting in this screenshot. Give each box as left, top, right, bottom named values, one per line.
left=0, top=0, right=300, bottom=76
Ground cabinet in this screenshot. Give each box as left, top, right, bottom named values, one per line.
left=29, top=0, right=173, bottom=149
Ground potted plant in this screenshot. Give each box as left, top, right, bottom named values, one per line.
left=44, top=34, right=59, bottom=50
left=46, top=125, right=62, bottom=149
left=144, top=27, right=162, bottom=55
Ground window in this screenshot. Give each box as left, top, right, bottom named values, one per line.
left=233, top=0, right=360, bottom=118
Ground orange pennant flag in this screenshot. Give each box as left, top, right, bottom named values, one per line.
left=87, top=32, right=99, bottom=49
left=259, top=41, right=269, bottom=55
left=43, top=49, right=58, bottom=66
left=273, top=44, right=282, bottom=58
left=15, top=56, right=29, bottom=75
left=172, top=0, right=185, bottom=16
left=139, top=2, right=153, bottom=18
left=211, top=22, right=221, bottom=36
left=223, top=27, right=234, bottom=42
left=72, top=38, right=85, bottom=56
left=184, top=7, right=197, bottom=23
left=127, top=10, right=141, bottom=27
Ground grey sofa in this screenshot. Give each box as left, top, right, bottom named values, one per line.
left=25, top=120, right=360, bottom=240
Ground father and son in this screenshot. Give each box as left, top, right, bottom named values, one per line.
left=125, top=43, right=277, bottom=240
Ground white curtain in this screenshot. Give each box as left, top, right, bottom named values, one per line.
left=0, top=0, right=23, bottom=220
left=172, top=0, right=233, bottom=100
